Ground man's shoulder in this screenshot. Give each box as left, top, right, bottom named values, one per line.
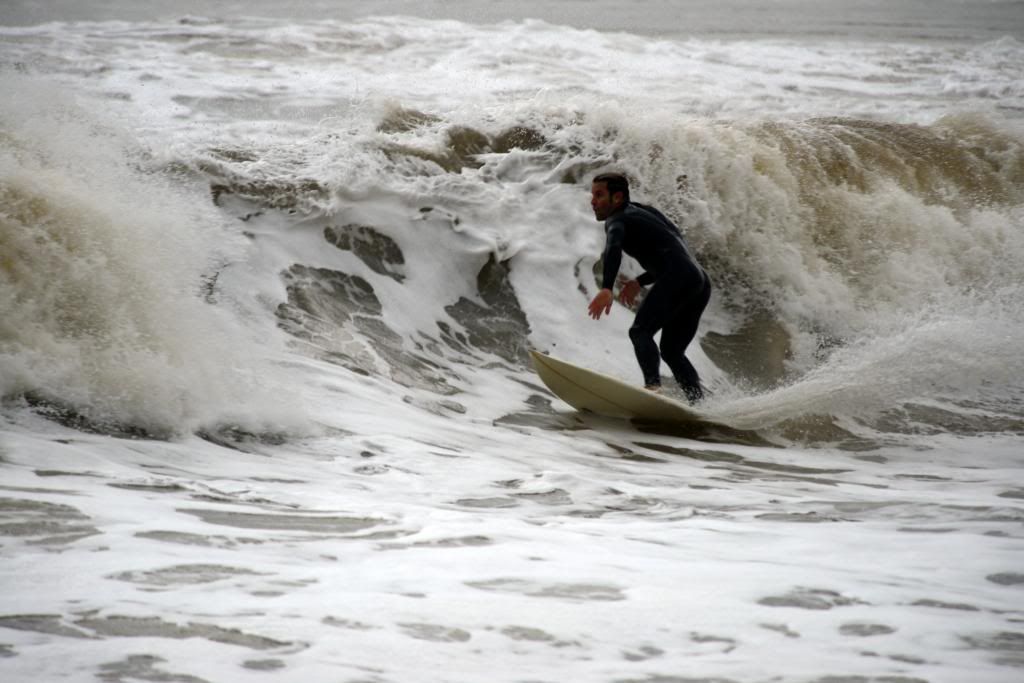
left=628, top=201, right=662, bottom=217
left=604, top=213, right=626, bottom=230
left=625, top=202, right=675, bottom=228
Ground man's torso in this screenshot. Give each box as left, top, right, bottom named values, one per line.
left=605, top=202, right=702, bottom=283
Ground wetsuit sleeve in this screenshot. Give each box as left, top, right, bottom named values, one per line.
left=636, top=271, right=656, bottom=286
left=600, top=220, right=625, bottom=290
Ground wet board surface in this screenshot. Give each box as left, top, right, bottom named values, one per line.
left=529, top=350, right=707, bottom=423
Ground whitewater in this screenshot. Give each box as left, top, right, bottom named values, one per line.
left=2, top=2, right=1023, bottom=681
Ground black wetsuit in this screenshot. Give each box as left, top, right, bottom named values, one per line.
left=601, top=202, right=711, bottom=401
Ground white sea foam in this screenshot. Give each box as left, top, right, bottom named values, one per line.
left=3, top=15, right=1023, bottom=134
left=2, top=10, right=1023, bottom=683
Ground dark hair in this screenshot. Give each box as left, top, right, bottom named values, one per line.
left=593, top=173, right=630, bottom=203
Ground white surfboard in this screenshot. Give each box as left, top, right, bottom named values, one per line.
left=529, top=350, right=707, bottom=423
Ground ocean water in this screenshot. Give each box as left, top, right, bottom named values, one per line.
left=2, top=1, right=1023, bottom=681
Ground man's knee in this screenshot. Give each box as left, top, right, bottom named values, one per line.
left=628, top=324, right=652, bottom=347
left=660, top=323, right=691, bottom=354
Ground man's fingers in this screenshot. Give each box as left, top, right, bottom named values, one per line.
left=588, top=288, right=614, bottom=320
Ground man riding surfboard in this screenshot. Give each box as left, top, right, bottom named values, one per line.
left=587, top=173, right=711, bottom=403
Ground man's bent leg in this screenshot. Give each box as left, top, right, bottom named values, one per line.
left=660, top=277, right=711, bottom=402
left=629, top=280, right=680, bottom=387
left=628, top=324, right=662, bottom=386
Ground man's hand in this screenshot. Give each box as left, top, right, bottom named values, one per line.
left=588, top=288, right=614, bottom=320
left=618, top=278, right=642, bottom=307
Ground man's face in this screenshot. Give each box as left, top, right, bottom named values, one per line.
left=590, top=181, right=622, bottom=221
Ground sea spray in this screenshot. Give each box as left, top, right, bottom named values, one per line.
left=3, top=17, right=1023, bottom=436
left=0, top=78, right=303, bottom=437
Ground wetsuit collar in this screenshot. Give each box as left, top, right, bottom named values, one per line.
left=604, top=200, right=630, bottom=223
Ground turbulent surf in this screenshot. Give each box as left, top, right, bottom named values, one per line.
left=2, top=3, right=1023, bottom=682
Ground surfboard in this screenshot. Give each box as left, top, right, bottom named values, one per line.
left=529, top=350, right=706, bottom=423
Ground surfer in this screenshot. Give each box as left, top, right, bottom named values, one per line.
left=587, top=173, right=711, bottom=402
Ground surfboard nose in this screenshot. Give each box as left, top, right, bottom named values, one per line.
left=529, top=350, right=704, bottom=423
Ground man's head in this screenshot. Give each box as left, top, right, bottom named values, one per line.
left=591, top=173, right=630, bottom=221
